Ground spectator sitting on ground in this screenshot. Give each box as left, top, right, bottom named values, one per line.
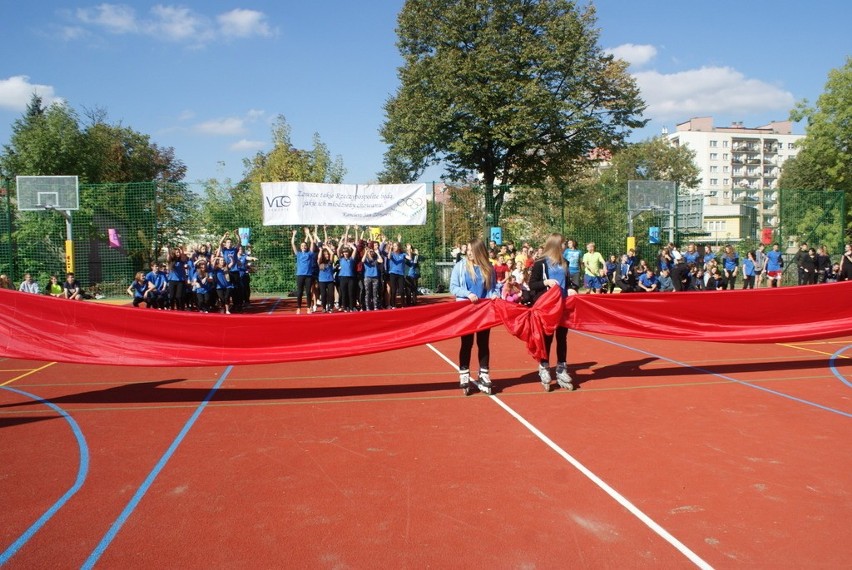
left=18, top=273, right=39, bottom=294
left=637, top=267, right=659, bottom=292
left=46, top=275, right=63, bottom=297
left=501, top=273, right=522, bottom=303
left=0, top=274, right=12, bottom=289
left=658, top=268, right=674, bottom=292
left=63, top=272, right=83, bottom=300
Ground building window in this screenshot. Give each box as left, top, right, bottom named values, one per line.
left=788, top=142, right=795, bottom=149
left=723, top=178, right=729, bottom=186
left=710, top=140, right=718, bottom=147
left=723, top=153, right=729, bottom=161
left=722, top=140, right=729, bottom=148
left=710, top=153, right=718, bottom=160
left=710, top=166, right=718, bottom=173
left=723, top=166, right=729, bottom=173
left=710, top=178, right=718, bottom=186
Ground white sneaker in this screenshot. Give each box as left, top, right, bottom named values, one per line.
left=538, top=364, right=553, bottom=387
left=555, top=363, right=574, bottom=391
left=459, top=370, right=470, bottom=387
left=478, top=370, right=492, bottom=386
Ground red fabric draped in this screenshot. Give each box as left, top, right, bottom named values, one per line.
left=0, top=282, right=850, bottom=367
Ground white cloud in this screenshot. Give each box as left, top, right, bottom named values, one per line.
left=145, top=5, right=212, bottom=43
left=605, top=43, right=657, bottom=68
left=67, top=4, right=274, bottom=46
left=218, top=9, right=273, bottom=39
left=76, top=4, right=137, bottom=34
left=634, top=66, right=795, bottom=121
left=194, top=117, right=246, bottom=136
left=230, top=139, right=266, bottom=152
left=0, top=76, right=63, bottom=111
left=246, top=109, right=265, bottom=121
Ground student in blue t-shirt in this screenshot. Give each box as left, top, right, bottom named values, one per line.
left=405, top=245, right=421, bottom=306
left=562, top=238, right=581, bottom=289
left=450, top=238, right=499, bottom=390
left=127, top=272, right=154, bottom=308
left=167, top=247, right=189, bottom=310
left=720, top=244, right=740, bottom=289
left=765, top=243, right=784, bottom=287
left=316, top=245, right=336, bottom=313
left=291, top=227, right=317, bottom=314
left=336, top=238, right=358, bottom=312
left=144, top=260, right=167, bottom=309
left=212, top=256, right=233, bottom=314
left=386, top=235, right=410, bottom=309
left=362, top=243, right=383, bottom=311
left=637, top=267, right=660, bottom=292
left=191, top=260, right=213, bottom=312
left=742, top=250, right=757, bottom=289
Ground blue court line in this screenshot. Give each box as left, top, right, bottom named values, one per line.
left=574, top=331, right=852, bottom=419
left=81, top=365, right=233, bottom=570
left=0, top=386, right=90, bottom=566
left=267, top=296, right=283, bottom=312
left=829, top=345, right=852, bottom=389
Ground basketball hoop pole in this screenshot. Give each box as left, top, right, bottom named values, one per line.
left=44, top=205, right=74, bottom=273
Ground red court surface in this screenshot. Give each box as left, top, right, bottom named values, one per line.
left=2, top=314, right=852, bottom=569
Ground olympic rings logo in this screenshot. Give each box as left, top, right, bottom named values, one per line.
left=397, top=197, right=424, bottom=208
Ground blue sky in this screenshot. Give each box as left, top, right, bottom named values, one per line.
left=1, top=1, right=849, bottom=185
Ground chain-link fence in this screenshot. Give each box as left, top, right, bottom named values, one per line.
left=0, top=180, right=845, bottom=295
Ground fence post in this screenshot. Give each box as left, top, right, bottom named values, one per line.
left=2, top=177, right=14, bottom=282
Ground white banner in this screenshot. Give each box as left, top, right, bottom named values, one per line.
left=262, top=182, right=427, bottom=226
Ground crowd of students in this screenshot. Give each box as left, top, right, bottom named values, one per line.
left=125, top=231, right=256, bottom=314
left=291, top=225, right=421, bottom=314
left=454, top=239, right=852, bottom=300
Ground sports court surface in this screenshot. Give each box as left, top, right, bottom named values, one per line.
left=2, top=296, right=851, bottom=568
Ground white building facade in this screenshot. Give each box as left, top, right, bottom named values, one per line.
left=666, top=117, right=803, bottom=236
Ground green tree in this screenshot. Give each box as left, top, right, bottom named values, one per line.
left=381, top=0, right=646, bottom=237
left=0, top=96, right=85, bottom=178
left=0, top=95, right=191, bottom=283
left=784, top=57, right=852, bottom=237
left=601, top=137, right=701, bottom=191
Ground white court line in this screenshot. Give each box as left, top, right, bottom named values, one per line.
left=425, top=342, right=714, bottom=570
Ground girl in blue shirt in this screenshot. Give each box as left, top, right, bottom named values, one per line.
left=449, top=238, right=498, bottom=390
left=743, top=250, right=757, bottom=289
left=126, top=272, right=153, bottom=308
left=191, top=260, right=213, bottom=312
left=337, top=244, right=358, bottom=312
left=291, top=227, right=317, bottom=314
left=212, top=257, right=233, bottom=314
left=386, top=238, right=409, bottom=309
left=529, top=233, right=574, bottom=391
left=167, top=247, right=189, bottom=310
left=362, top=244, right=383, bottom=311
left=316, top=246, right=336, bottom=313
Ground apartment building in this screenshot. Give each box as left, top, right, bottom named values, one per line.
left=666, top=117, right=802, bottom=239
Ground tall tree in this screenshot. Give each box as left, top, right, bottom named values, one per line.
left=782, top=57, right=852, bottom=237
left=601, top=137, right=702, bottom=191
left=381, top=0, right=646, bottom=235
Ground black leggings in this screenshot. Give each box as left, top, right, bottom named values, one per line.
left=459, top=329, right=491, bottom=372
left=388, top=273, right=405, bottom=308
left=542, top=326, right=568, bottom=364
left=168, top=280, right=185, bottom=310
left=339, top=276, right=356, bottom=310
left=319, top=281, right=334, bottom=310
left=295, top=275, right=313, bottom=309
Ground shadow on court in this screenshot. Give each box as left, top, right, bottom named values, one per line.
left=0, top=355, right=845, bottom=407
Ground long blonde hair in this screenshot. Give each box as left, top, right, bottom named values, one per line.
left=465, top=238, right=493, bottom=289
left=541, top=233, right=567, bottom=268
